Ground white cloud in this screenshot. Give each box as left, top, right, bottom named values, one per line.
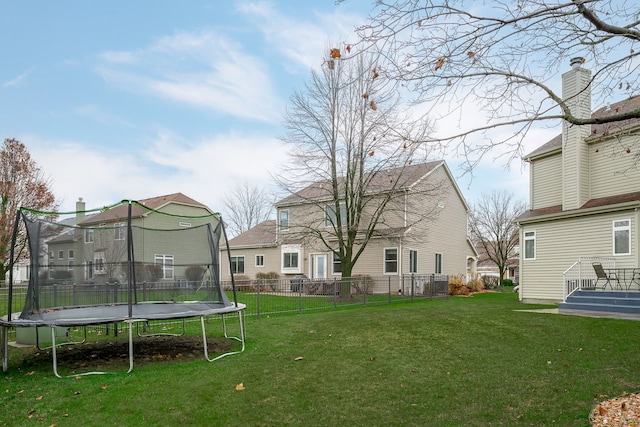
left=237, top=1, right=367, bottom=72
left=96, top=30, right=282, bottom=122
left=3, top=68, right=32, bottom=88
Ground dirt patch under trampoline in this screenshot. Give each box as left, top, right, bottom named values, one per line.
left=16, top=334, right=235, bottom=373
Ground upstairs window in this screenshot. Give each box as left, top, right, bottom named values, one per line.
left=114, top=222, right=126, bottom=240
left=325, top=202, right=347, bottom=227
left=279, top=210, right=289, bottom=231
left=84, top=228, right=94, bottom=243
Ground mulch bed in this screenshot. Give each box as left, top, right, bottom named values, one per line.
left=590, top=393, right=640, bottom=426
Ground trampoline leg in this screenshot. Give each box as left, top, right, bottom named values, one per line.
left=1, top=326, right=8, bottom=374
left=51, top=327, right=62, bottom=379
left=126, top=320, right=135, bottom=374
left=201, top=311, right=246, bottom=362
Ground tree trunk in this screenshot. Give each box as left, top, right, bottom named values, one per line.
left=340, top=263, right=353, bottom=299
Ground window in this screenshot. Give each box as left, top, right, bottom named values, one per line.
left=613, top=219, right=631, bottom=255
left=231, top=256, right=245, bottom=274
left=68, top=249, right=74, bottom=259
left=84, top=228, right=94, bottom=243
left=384, top=248, right=398, bottom=274
left=524, top=230, right=536, bottom=260
left=281, top=244, right=302, bottom=273
left=154, top=254, right=174, bottom=279
left=94, top=251, right=105, bottom=274
left=279, top=210, right=289, bottom=231
left=332, top=252, right=341, bottom=274
left=435, top=253, right=442, bottom=274
left=68, top=261, right=73, bottom=271
left=409, top=250, right=418, bottom=274
left=58, top=250, right=64, bottom=260
left=114, top=222, right=126, bottom=240
left=283, top=252, right=298, bottom=268
left=325, top=202, right=347, bottom=227
left=255, top=255, right=264, bottom=267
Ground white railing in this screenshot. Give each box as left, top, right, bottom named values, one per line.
left=562, top=257, right=616, bottom=301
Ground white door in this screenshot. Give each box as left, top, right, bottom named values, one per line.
left=310, top=254, right=327, bottom=279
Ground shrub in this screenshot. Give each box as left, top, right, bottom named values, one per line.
left=351, top=274, right=375, bottom=295
left=467, top=274, right=485, bottom=292
left=185, top=266, right=205, bottom=282
left=256, top=271, right=280, bottom=280
left=502, top=279, right=513, bottom=287
left=448, top=275, right=470, bottom=296
left=482, top=275, right=500, bottom=289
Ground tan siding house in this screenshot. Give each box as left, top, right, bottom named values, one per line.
left=224, top=161, right=477, bottom=291
left=517, top=61, right=640, bottom=304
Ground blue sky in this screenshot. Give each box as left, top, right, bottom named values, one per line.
left=1, top=0, right=536, bottom=214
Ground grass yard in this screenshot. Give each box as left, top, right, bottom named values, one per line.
left=2, top=292, right=640, bottom=426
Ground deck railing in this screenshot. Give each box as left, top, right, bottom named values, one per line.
left=562, top=257, right=616, bottom=301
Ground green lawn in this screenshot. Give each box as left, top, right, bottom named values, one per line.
left=2, top=292, right=639, bottom=426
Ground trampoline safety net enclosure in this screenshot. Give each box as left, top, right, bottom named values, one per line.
left=1, top=199, right=246, bottom=377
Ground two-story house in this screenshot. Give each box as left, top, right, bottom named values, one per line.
left=47, top=193, right=218, bottom=285
left=517, top=59, right=640, bottom=304
left=223, top=161, right=478, bottom=291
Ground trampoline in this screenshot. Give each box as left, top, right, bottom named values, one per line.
left=1, top=199, right=246, bottom=377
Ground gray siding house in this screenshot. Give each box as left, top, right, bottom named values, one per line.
left=223, top=161, right=478, bottom=291
left=517, top=61, right=640, bottom=304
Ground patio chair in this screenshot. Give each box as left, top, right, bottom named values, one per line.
left=592, top=262, right=621, bottom=290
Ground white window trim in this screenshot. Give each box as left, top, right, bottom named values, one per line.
left=281, top=244, right=302, bottom=274
left=524, top=230, right=536, bottom=260
left=255, top=254, right=265, bottom=268
left=384, top=247, right=399, bottom=275
left=613, top=219, right=631, bottom=256
left=154, top=254, right=175, bottom=280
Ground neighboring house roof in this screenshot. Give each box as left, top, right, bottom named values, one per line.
left=474, top=242, right=519, bottom=269
left=524, top=94, right=640, bottom=160
left=276, top=161, right=444, bottom=206
left=225, top=220, right=278, bottom=249
left=80, top=192, right=210, bottom=225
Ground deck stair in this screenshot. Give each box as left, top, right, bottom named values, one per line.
left=559, top=290, right=640, bottom=315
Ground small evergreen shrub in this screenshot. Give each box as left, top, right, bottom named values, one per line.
left=502, top=279, right=513, bottom=287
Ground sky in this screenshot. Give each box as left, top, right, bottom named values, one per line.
left=0, top=0, right=544, bottom=215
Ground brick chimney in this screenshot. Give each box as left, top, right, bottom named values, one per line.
left=561, top=57, right=591, bottom=211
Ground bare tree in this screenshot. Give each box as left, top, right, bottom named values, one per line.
left=0, top=138, right=59, bottom=281
left=353, top=0, right=640, bottom=170
left=469, top=190, right=526, bottom=284
left=221, top=181, right=274, bottom=237
left=276, top=46, right=438, bottom=296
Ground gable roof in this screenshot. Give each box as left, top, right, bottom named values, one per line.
left=524, top=95, right=640, bottom=160
left=276, top=161, right=444, bottom=207
left=80, top=192, right=209, bottom=225
left=225, top=220, right=278, bottom=248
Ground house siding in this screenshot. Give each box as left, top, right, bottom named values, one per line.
left=520, top=209, right=638, bottom=304
left=589, top=136, right=640, bottom=199
left=531, top=154, right=562, bottom=209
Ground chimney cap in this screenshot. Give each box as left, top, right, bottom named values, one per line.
left=570, top=57, right=585, bottom=69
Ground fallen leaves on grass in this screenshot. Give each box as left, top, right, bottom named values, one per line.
left=235, top=383, right=245, bottom=391
left=590, top=393, right=640, bottom=426
left=294, top=356, right=303, bottom=361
